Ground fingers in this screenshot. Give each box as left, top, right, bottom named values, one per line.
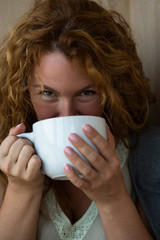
left=0, top=137, right=35, bottom=175
left=64, top=163, right=90, bottom=190
left=1, top=135, right=33, bottom=159
left=0, top=127, right=42, bottom=183
left=82, top=124, right=116, bottom=160
left=64, top=124, right=120, bottom=181
left=10, top=139, right=34, bottom=164
left=64, top=124, right=125, bottom=204
left=65, top=124, right=117, bottom=173
left=9, top=123, right=26, bottom=136
left=26, top=154, right=42, bottom=180
left=0, top=135, right=18, bottom=157
left=64, top=145, right=99, bottom=178
left=65, top=135, right=106, bottom=174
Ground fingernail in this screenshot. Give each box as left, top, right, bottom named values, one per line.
left=82, top=124, right=92, bottom=132
left=64, top=163, right=71, bottom=171
left=16, top=123, right=22, bottom=128
left=64, top=146, right=73, bottom=155
left=69, top=133, right=79, bottom=142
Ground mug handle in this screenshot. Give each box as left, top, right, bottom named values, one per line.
left=17, top=132, right=34, bottom=143
left=17, top=132, right=45, bottom=174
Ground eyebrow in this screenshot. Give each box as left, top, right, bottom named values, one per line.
left=33, top=84, right=58, bottom=93
left=32, top=84, right=95, bottom=94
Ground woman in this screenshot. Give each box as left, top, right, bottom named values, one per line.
left=0, top=0, right=155, bottom=239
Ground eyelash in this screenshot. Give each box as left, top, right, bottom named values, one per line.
left=40, top=91, right=55, bottom=97
left=39, top=89, right=97, bottom=103
left=40, top=89, right=96, bottom=95
left=81, top=90, right=97, bottom=96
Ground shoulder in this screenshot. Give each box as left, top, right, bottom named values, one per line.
left=129, top=127, right=160, bottom=238
left=129, top=126, right=160, bottom=184
left=131, top=126, right=160, bottom=152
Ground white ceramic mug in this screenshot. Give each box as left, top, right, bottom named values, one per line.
left=18, top=115, right=107, bottom=180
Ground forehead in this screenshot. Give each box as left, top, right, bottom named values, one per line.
left=32, top=52, right=92, bottom=87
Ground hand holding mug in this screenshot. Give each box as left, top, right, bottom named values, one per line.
left=18, top=116, right=107, bottom=180
left=64, top=124, right=127, bottom=208
left=0, top=123, right=44, bottom=193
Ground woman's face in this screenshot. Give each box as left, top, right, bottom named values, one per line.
left=29, top=52, right=102, bottom=120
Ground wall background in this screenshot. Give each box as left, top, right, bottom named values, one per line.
left=0, top=0, right=159, bottom=126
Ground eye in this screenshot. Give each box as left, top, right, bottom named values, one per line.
left=41, top=91, right=54, bottom=97
left=40, top=90, right=58, bottom=101
left=81, top=90, right=97, bottom=96
left=76, top=89, right=99, bottom=103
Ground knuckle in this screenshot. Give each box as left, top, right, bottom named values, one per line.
left=67, top=172, right=84, bottom=188
left=83, top=167, right=93, bottom=177
left=25, top=139, right=33, bottom=146
left=99, top=140, right=108, bottom=151
left=17, top=138, right=28, bottom=145
left=8, top=135, right=18, bottom=141
left=30, top=155, right=41, bottom=167
left=113, top=156, right=121, bottom=169
left=3, top=163, right=11, bottom=174
left=77, top=178, right=90, bottom=190
left=66, top=169, right=90, bottom=190
left=2, top=160, right=13, bottom=175
left=0, top=136, right=16, bottom=157
left=89, top=151, right=99, bottom=164
left=75, top=180, right=85, bottom=189
left=16, top=138, right=33, bottom=148
left=0, top=148, right=7, bottom=158
left=13, top=168, right=21, bottom=177
left=105, top=170, right=114, bottom=181
left=105, top=162, right=120, bottom=181
left=22, top=144, right=35, bottom=154
left=25, top=156, right=41, bottom=181
left=25, top=173, right=32, bottom=182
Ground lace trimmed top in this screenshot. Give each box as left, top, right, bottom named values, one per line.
left=43, top=189, right=98, bottom=240
left=38, top=141, right=131, bottom=240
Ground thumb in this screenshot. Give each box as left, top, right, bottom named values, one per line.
left=9, top=123, right=26, bottom=136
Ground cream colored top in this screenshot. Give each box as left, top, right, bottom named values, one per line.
left=37, top=142, right=132, bottom=240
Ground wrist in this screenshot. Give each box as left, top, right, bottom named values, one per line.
left=7, top=179, right=44, bottom=198
left=96, top=189, right=131, bottom=217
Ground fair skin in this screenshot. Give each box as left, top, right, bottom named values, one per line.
left=0, top=52, right=152, bottom=239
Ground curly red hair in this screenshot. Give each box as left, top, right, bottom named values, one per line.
left=0, top=0, right=155, bottom=145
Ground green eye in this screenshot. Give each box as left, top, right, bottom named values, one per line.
left=41, top=91, right=54, bottom=96
left=81, top=90, right=97, bottom=96
left=76, top=89, right=98, bottom=103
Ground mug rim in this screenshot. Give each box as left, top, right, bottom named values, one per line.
left=33, top=115, right=104, bottom=126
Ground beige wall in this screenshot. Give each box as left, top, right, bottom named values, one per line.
left=0, top=0, right=33, bottom=41
left=0, top=0, right=160, bottom=126
left=98, top=0, right=160, bottom=126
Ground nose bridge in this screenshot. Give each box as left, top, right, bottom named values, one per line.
left=60, top=98, right=78, bottom=116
